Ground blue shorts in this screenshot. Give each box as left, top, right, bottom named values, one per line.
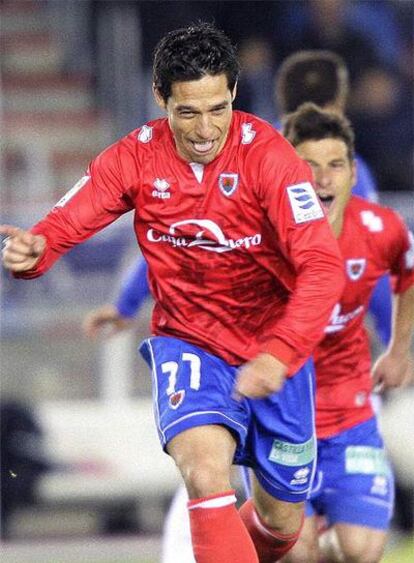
left=139, top=336, right=316, bottom=503
left=306, top=417, right=394, bottom=529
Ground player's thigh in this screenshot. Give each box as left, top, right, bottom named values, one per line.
left=318, top=418, right=394, bottom=531
left=167, top=424, right=237, bottom=495
left=245, top=359, right=317, bottom=510
left=333, top=522, right=388, bottom=563
left=139, top=335, right=250, bottom=451
left=250, top=472, right=305, bottom=533
left=281, top=516, right=319, bottom=563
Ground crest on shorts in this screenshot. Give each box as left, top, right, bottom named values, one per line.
left=169, top=389, right=185, bottom=409
left=218, top=173, right=239, bottom=197
left=346, top=259, right=366, bottom=281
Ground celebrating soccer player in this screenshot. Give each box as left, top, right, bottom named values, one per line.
left=1, top=24, right=345, bottom=562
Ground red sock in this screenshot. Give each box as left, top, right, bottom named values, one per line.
left=188, top=489, right=259, bottom=563
left=239, top=499, right=304, bottom=562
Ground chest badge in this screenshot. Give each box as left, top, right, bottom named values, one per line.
left=218, top=173, right=239, bottom=197
left=346, top=258, right=366, bottom=281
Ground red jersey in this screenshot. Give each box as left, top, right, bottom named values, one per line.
left=315, top=196, right=414, bottom=437
left=19, top=111, right=344, bottom=373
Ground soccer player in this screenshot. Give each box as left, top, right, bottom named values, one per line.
left=84, top=49, right=399, bottom=563
left=0, top=24, right=345, bottom=562
left=280, top=103, right=414, bottom=563
left=275, top=49, right=393, bottom=345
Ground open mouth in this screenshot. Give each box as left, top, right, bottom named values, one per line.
left=317, top=194, right=335, bottom=211
left=190, top=140, right=215, bottom=154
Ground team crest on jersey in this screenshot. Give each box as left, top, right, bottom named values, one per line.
left=169, top=389, right=185, bottom=409
left=138, top=125, right=153, bottom=143
left=346, top=259, right=366, bottom=281
left=218, top=173, right=239, bottom=196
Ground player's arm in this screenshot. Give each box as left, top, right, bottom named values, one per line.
left=236, top=148, right=345, bottom=398
left=353, top=155, right=393, bottom=345
left=373, top=223, right=414, bottom=390
left=372, top=284, right=414, bottom=390
left=259, top=161, right=345, bottom=364
left=83, top=258, right=150, bottom=339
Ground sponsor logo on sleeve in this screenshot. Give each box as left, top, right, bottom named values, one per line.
left=287, top=182, right=324, bottom=224
left=346, top=258, right=366, bottom=281
left=360, top=210, right=383, bottom=232
left=138, top=125, right=153, bottom=143
left=218, top=173, right=239, bottom=197
left=405, top=230, right=414, bottom=269
left=241, top=123, right=256, bottom=144
left=55, top=175, right=90, bottom=208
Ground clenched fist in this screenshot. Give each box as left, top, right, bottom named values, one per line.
left=235, top=353, right=287, bottom=399
left=0, top=225, right=46, bottom=273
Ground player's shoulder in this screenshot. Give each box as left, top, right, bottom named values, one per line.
left=349, top=195, right=406, bottom=234
left=122, top=117, right=169, bottom=149
left=233, top=110, right=297, bottom=159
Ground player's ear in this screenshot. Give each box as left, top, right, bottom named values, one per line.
left=153, top=84, right=167, bottom=110
left=231, top=82, right=238, bottom=102
left=351, top=158, right=357, bottom=188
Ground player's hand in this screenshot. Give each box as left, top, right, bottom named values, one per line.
left=82, top=304, right=134, bottom=339
left=235, top=353, right=287, bottom=399
left=372, top=351, right=413, bottom=392
left=0, top=224, right=46, bottom=272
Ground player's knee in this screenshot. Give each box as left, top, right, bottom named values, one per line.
left=282, top=535, right=319, bottom=563
left=179, top=460, right=230, bottom=498
left=258, top=499, right=304, bottom=534
left=340, top=543, right=385, bottom=563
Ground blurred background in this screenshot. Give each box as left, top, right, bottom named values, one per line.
left=0, top=1, right=413, bottom=561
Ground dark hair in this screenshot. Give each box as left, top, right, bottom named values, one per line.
left=276, top=50, right=349, bottom=114
left=283, top=103, right=355, bottom=160
left=153, top=22, right=240, bottom=103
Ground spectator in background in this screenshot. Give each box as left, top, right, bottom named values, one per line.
left=279, top=0, right=379, bottom=82
left=233, top=37, right=277, bottom=123
left=0, top=401, right=51, bottom=540
left=349, top=64, right=413, bottom=193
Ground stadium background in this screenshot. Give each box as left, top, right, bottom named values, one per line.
left=1, top=1, right=413, bottom=561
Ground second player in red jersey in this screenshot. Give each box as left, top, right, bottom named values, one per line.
left=283, top=103, right=414, bottom=563
left=315, top=196, right=414, bottom=437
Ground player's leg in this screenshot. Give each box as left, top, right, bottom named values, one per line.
left=320, top=523, right=387, bottom=563
left=161, top=484, right=194, bottom=563
left=315, top=417, right=394, bottom=563
left=239, top=359, right=317, bottom=561
left=140, top=336, right=258, bottom=562
left=168, top=424, right=259, bottom=562
left=280, top=515, right=319, bottom=563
